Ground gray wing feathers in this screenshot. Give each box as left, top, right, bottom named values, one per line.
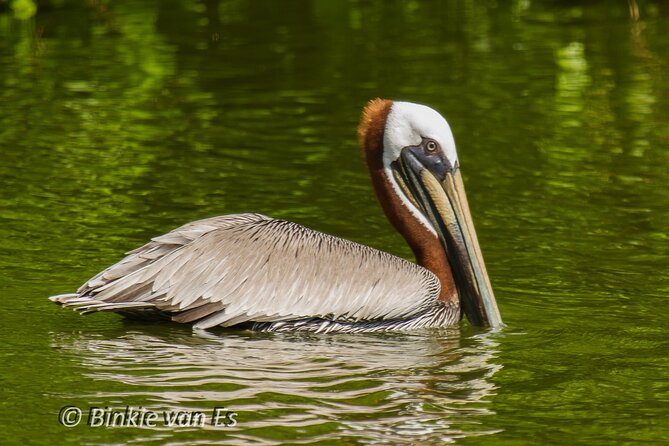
left=58, top=213, right=440, bottom=329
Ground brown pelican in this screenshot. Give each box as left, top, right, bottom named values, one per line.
left=50, top=99, right=502, bottom=332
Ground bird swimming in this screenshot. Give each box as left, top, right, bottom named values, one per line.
left=49, top=99, right=502, bottom=332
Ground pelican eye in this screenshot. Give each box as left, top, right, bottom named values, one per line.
left=425, top=139, right=439, bottom=153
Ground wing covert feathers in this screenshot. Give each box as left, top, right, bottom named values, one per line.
left=50, top=213, right=442, bottom=330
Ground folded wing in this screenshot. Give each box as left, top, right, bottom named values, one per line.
left=51, top=213, right=440, bottom=329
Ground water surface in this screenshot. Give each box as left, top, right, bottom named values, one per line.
left=1, top=1, right=668, bottom=444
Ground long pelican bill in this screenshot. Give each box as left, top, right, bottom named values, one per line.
left=392, top=148, right=503, bottom=328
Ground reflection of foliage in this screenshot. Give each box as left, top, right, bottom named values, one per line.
left=1, top=0, right=668, bottom=282
left=10, top=0, right=36, bottom=20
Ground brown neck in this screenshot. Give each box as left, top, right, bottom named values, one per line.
left=357, top=99, right=457, bottom=304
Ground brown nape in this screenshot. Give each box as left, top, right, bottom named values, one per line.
left=357, top=99, right=458, bottom=304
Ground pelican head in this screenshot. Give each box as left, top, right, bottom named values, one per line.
left=358, top=99, right=502, bottom=328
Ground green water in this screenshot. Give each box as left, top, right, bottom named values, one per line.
left=2, top=0, right=669, bottom=444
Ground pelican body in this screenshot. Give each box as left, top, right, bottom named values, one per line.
left=50, top=100, right=502, bottom=332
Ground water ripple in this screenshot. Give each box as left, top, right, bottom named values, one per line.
left=50, top=327, right=501, bottom=444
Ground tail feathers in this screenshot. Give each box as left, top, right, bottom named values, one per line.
left=49, top=293, right=79, bottom=304
left=48, top=293, right=156, bottom=314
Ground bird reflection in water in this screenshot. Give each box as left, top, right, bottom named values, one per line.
left=51, top=326, right=502, bottom=443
